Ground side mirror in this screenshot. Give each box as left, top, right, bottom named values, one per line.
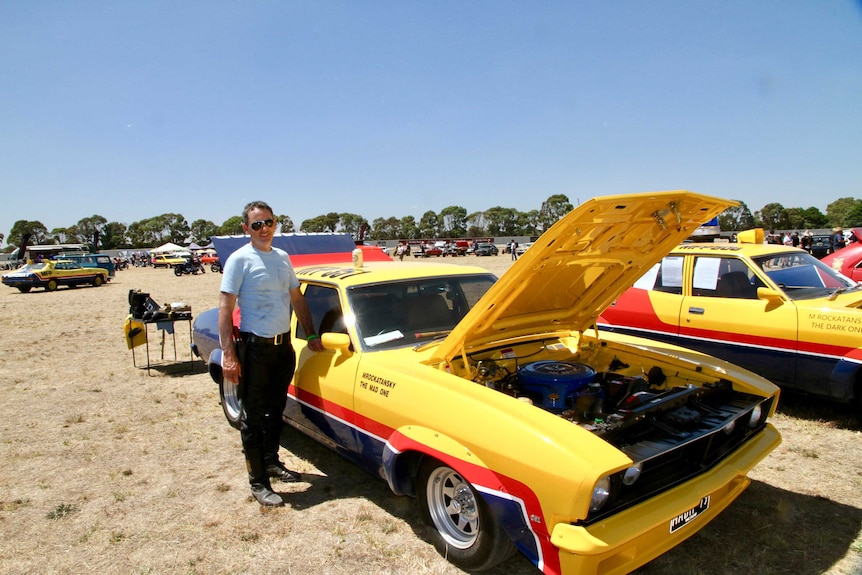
left=321, top=332, right=352, bottom=352
left=756, top=287, right=784, bottom=303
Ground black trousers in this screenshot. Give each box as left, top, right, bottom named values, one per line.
left=239, top=340, right=296, bottom=481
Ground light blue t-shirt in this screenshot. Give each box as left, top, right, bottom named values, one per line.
left=220, top=243, right=299, bottom=337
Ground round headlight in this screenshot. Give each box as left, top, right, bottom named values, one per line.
left=623, top=463, right=643, bottom=486
left=748, top=404, right=763, bottom=428
left=590, top=476, right=611, bottom=512
left=723, top=419, right=736, bottom=434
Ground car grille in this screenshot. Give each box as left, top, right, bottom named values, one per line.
left=581, top=393, right=775, bottom=524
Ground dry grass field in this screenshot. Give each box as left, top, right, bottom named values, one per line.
left=0, top=253, right=859, bottom=575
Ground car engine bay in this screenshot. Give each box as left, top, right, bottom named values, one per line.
left=465, top=341, right=775, bottom=521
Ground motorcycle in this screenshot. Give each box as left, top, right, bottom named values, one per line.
left=174, top=260, right=206, bottom=276
left=210, top=260, right=222, bottom=273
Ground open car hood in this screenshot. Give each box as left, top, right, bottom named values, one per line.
left=432, top=190, right=736, bottom=363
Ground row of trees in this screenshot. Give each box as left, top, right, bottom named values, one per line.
left=3, top=195, right=860, bottom=252
left=717, top=198, right=862, bottom=233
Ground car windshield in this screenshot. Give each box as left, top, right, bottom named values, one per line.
left=349, top=273, right=496, bottom=351
left=753, top=252, right=857, bottom=300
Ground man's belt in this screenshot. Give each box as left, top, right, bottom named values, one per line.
left=240, top=331, right=290, bottom=346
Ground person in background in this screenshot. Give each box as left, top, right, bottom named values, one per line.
left=830, top=227, right=846, bottom=254
left=218, top=200, right=324, bottom=507
left=800, top=230, right=813, bottom=254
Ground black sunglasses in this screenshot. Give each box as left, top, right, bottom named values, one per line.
left=250, top=219, right=275, bottom=231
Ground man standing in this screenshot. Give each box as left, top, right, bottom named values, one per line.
left=830, top=227, right=846, bottom=254
left=510, top=239, right=518, bottom=261
left=218, top=201, right=324, bottom=507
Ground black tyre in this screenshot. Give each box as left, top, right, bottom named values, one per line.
left=93, top=275, right=104, bottom=287
left=210, top=263, right=220, bottom=273
left=218, top=375, right=242, bottom=430
left=46, top=279, right=58, bottom=292
left=174, top=266, right=183, bottom=276
left=17, top=286, right=31, bottom=293
left=417, top=459, right=515, bottom=572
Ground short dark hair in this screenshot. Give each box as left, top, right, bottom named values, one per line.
left=242, top=201, right=274, bottom=224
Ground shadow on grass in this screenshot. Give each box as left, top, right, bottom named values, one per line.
left=279, top=427, right=861, bottom=575
left=637, top=480, right=862, bottom=575
left=776, top=391, right=861, bottom=431
left=131, top=357, right=207, bottom=377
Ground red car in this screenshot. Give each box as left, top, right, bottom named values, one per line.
left=200, top=252, right=219, bottom=264
left=413, top=243, right=443, bottom=257
left=821, top=229, right=862, bottom=281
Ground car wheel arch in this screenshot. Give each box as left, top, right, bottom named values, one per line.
left=414, top=456, right=518, bottom=570
left=828, top=357, right=862, bottom=404
left=854, top=370, right=862, bottom=408
left=382, top=425, right=492, bottom=497
left=207, top=349, right=224, bottom=386
left=381, top=442, right=522, bottom=571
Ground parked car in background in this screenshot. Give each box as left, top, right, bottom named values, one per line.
left=443, top=240, right=470, bottom=256
left=516, top=242, right=533, bottom=255
left=599, top=228, right=862, bottom=405
left=821, top=228, right=862, bottom=281
left=200, top=252, right=219, bottom=264
left=2, top=259, right=108, bottom=292
left=152, top=253, right=189, bottom=268
left=809, top=234, right=833, bottom=258
left=474, top=242, right=499, bottom=256
left=56, top=253, right=116, bottom=278
left=192, top=191, right=780, bottom=575
left=414, top=243, right=443, bottom=257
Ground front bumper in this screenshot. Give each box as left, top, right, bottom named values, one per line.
left=551, top=423, right=781, bottom=575
left=1, top=277, right=35, bottom=288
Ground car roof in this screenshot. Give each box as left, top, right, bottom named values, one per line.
left=670, top=242, right=806, bottom=258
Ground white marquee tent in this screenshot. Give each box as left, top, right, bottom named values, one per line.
left=149, top=242, right=186, bottom=254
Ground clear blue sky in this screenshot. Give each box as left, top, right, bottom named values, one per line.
left=2, top=1, right=860, bottom=246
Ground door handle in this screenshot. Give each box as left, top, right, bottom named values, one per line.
left=688, top=307, right=705, bottom=315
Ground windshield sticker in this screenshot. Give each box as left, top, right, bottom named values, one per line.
left=693, top=258, right=721, bottom=291
left=633, top=263, right=660, bottom=290
left=661, top=257, right=684, bottom=288
left=364, top=330, right=405, bottom=347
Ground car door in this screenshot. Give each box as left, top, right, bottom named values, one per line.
left=601, top=256, right=686, bottom=344
left=287, top=283, right=362, bottom=456
left=678, top=255, right=799, bottom=387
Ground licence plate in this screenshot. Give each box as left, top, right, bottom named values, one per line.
left=669, top=496, right=710, bottom=533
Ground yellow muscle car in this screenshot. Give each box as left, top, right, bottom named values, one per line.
left=192, top=191, right=780, bottom=575
left=2, top=259, right=108, bottom=292
left=151, top=253, right=189, bottom=268
left=599, top=228, right=862, bottom=405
